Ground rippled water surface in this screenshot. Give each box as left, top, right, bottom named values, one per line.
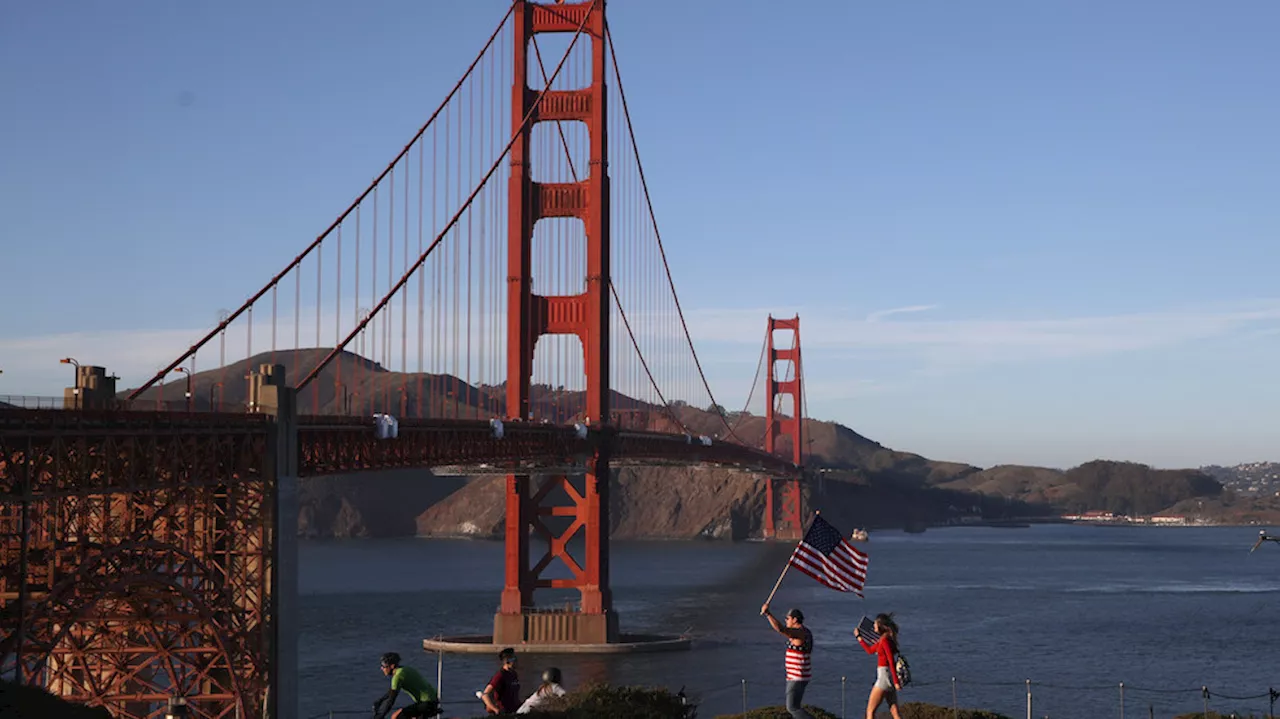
left=299, top=525, right=1280, bottom=719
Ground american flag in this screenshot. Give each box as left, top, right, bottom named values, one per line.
left=787, top=515, right=869, bottom=597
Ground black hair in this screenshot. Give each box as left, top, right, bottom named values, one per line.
left=380, top=652, right=401, bottom=668
left=498, top=647, right=516, bottom=663
left=786, top=608, right=804, bottom=624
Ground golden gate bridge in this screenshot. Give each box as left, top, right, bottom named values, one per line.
left=0, top=2, right=813, bottom=717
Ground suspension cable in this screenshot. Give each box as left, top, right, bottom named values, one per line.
left=605, top=22, right=751, bottom=447
left=296, top=0, right=600, bottom=391
left=128, top=3, right=518, bottom=400
left=529, top=33, right=689, bottom=434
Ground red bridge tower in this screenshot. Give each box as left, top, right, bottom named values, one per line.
left=497, top=0, right=616, bottom=645
left=763, top=315, right=805, bottom=540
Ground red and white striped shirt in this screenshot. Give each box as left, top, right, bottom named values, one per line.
left=783, top=628, right=813, bottom=681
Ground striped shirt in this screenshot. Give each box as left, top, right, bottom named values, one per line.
left=783, top=627, right=813, bottom=681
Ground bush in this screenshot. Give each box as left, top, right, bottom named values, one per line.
left=467, top=684, right=1011, bottom=719
left=0, top=679, right=114, bottom=719
left=1173, top=713, right=1266, bottom=719
left=712, top=706, right=839, bottom=718
left=485, top=683, right=691, bottom=719
left=713, top=703, right=1008, bottom=719
left=895, top=702, right=1012, bottom=719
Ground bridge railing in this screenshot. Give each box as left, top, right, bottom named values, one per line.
left=0, top=395, right=225, bottom=413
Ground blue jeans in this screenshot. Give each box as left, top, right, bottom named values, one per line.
left=785, top=680, right=812, bottom=719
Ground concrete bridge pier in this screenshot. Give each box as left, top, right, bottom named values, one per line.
left=249, top=363, right=299, bottom=719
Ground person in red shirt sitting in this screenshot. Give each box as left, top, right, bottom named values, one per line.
left=854, top=613, right=902, bottom=719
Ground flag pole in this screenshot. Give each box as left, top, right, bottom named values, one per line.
left=761, top=510, right=818, bottom=611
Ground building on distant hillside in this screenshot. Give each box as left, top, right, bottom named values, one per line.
left=1062, top=511, right=1121, bottom=522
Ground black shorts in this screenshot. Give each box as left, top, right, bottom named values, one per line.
left=399, top=700, right=439, bottom=718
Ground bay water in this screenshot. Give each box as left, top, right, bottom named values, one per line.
left=299, top=525, right=1280, bottom=719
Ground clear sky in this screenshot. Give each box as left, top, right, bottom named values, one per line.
left=3, top=1, right=1279, bottom=470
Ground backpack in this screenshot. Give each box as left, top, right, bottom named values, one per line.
left=894, top=652, right=912, bottom=688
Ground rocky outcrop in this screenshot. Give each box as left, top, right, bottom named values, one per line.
left=412, top=467, right=768, bottom=541
left=298, top=468, right=466, bottom=538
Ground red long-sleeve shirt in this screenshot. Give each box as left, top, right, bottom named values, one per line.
left=856, top=634, right=901, bottom=688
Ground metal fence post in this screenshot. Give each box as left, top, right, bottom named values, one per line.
left=741, top=678, right=747, bottom=714
left=1119, top=681, right=1124, bottom=719
left=952, top=677, right=958, bottom=719
left=1026, top=679, right=1032, bottom=719
left=1202, top=686, right=1209, bottom=717
left=436, top=650, right=444, bottom=719
left=841, top=676, right=846, bottom=719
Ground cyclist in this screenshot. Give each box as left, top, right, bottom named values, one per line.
left=373, top=652, right=439, bottom=719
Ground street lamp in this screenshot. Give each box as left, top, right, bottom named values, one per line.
left=209, top=381, right=224, bottom=412
left=60, top=358, right=81, bottom=408
left=173, top=368, right=193, bottom=412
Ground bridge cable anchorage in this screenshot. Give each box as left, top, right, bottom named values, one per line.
left=128, top=2, right=518, bottom=401
left=527, top=34, right=690, bottom=435
left=295, top=0, right=599, bottom=392
left=605, top=22, right=750, bottom=446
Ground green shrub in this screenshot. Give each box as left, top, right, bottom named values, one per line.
left=1173, top=713, right=1266, bottom=719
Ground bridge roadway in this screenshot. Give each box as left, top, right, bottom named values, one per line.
left=297, top=415, right=800, bottom=477
left=0, top=407, right=798, bottom=483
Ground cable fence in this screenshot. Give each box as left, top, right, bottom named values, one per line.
left=310, top=672, right=1280, bottom=719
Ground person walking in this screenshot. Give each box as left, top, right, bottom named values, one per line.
left=854, top=613, right=902, bottom=719
left=761, top=603, right=813, bottom=719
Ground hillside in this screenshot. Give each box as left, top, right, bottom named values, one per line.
left=1202, top=461, right=1280, bottom=496
left=115, top=349, right=1234, bottom=538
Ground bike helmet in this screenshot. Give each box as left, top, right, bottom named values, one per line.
left=541, top=667, right=562, bottom=684
left=380, top=652, right=401, bottom=668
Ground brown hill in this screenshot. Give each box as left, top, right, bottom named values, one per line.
left=934, top=460, right=1225, bottom=517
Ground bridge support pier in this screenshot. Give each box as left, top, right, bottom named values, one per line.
left=494, top=453, right=617, bottom=646
left=62, top=365, right=117, bottom=410
left=249, top=364, right=299, bottom=719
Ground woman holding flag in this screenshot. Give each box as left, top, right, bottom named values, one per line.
left=854, top=613, right=902, bottom=719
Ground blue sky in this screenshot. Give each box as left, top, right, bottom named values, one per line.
left=3, top=0, right=1279, bottom=470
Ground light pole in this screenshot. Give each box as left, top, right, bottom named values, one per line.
left=164, top=696, right=189, bottom=719
left=60, top=358, right=81, bottom=408
left=173, top=368, right=193, bottom=412
left=209, top=381, right=224, bottom=412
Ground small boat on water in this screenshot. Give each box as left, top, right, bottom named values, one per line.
left=850, top=528, right=869, bottom=542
